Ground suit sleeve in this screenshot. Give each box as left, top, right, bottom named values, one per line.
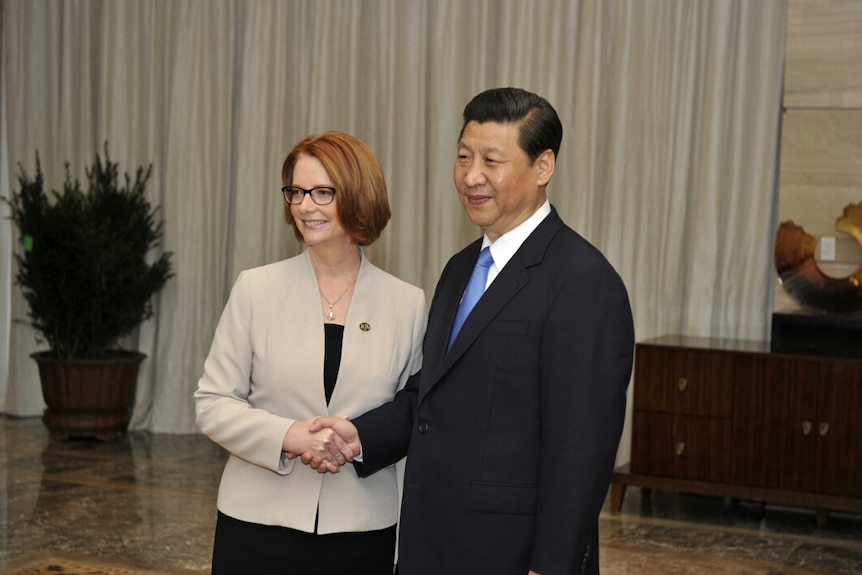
left=351, top=370, right=419, bottom=477
left=530, top=262, right=635, bottom=573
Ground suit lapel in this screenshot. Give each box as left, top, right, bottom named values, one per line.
left=423, top=208, right=565, bottom=394
left=424, top=239, right=482, bottom=366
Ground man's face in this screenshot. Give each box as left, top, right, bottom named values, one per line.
left=454, top=120, right=552, bottom=242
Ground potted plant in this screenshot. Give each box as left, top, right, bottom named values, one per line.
left=3, top=143, right=173, bottom=440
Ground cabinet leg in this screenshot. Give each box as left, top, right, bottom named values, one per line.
left=816, top=509, right=829, bottom=528
left=610, top=483, right=626, bottom=514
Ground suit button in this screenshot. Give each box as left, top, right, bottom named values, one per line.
left=579, top=545, right=592, bottom=572
left=418, top=422, right=429, bottom=433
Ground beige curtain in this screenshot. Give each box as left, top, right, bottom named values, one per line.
left=0, top=0, right=787, bottom=465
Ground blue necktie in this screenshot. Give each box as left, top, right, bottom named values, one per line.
left=448, top=247, right=494, bottom=350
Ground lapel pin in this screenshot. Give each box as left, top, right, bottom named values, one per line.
left=359, top=322, right=371, bottom=332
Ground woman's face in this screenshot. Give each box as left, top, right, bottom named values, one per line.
left=289, top=154, right=351, bottom=248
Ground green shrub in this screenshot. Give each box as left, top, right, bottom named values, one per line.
left=3, top=144, right=173, bottom=359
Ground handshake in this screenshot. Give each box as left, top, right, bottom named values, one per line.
left=283, top=416, right=363, bottom=474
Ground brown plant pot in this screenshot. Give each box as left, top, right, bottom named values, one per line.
left=31, top=350, right=146, bottom=441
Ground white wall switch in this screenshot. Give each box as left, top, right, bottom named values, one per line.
left=820, top=236, right=836, bottom=261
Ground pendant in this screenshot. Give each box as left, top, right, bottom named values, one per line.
left=327, top=307, right=336, bottom=321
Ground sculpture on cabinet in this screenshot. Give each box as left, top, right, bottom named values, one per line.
left=774, top=202, right=862, bottom=315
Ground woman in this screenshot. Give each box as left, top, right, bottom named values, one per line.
left=194, top=131, right=426, bottom=574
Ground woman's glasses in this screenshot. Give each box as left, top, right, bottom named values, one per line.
left=281, top=186, right=337, bottom=205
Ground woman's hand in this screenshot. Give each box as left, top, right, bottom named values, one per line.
left=282, top=417, right=357, bottom=473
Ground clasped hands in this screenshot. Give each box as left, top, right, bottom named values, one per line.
left=282, top=416, right=360, bottom=473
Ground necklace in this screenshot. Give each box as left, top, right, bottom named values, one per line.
left=311, top=251, right=360, bottom=321
left=319, top=281, right=354, bottom=321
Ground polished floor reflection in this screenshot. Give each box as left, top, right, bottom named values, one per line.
left=1, top=415, right=860, bottom=574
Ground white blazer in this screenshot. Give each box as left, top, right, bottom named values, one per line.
left=195, top=249, right=426, bottom=534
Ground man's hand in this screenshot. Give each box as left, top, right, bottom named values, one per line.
left=282, top=417, right=359, bottom=473
left=300, top=416, right=361, bottom=473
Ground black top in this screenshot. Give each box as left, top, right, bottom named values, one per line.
left=323, top=323, right=344, bottom=405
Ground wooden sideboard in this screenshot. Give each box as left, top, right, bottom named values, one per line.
left=610, top=335, right=862, bottom=526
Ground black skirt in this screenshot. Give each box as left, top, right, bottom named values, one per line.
left=211, top=511, right=396, bottom=575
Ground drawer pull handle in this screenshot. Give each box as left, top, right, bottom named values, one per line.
left=802, top=421, right=812, bottom=436
left=819, top=422, right=829, bottom=437
left=677, top=377, right=688, bottom=391
left=675, top=442, right=685, bottom=455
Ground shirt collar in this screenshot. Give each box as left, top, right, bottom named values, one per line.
left=482, top=200, right=551, bottom=275
left=483, top=200, right=551, bottom=278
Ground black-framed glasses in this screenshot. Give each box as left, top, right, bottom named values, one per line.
left=281, top=186, right=337, bottom=205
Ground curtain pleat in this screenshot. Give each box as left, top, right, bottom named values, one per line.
left=1, top=1, right=787, bottom=464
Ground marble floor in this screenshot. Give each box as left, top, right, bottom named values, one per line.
left=1, top=415, right=860, bottom=574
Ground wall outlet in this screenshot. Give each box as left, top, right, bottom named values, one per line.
left=820, top=236, right=836, bottom=261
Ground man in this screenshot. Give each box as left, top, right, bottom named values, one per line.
left=307, top=87, right=634, bottom=575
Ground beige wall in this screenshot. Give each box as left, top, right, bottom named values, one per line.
left=774, top=0, right=862, bottom=313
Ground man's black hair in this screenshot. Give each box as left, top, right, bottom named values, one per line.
left=459, top=87, right=563, bottom=162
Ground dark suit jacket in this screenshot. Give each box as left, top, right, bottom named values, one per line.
left=354, top=207, right=635, bottom=575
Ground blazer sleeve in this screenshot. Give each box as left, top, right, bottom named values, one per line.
left=530, top=261, right=635, bottom=574
left=194, top=270, right=296, bottom=474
